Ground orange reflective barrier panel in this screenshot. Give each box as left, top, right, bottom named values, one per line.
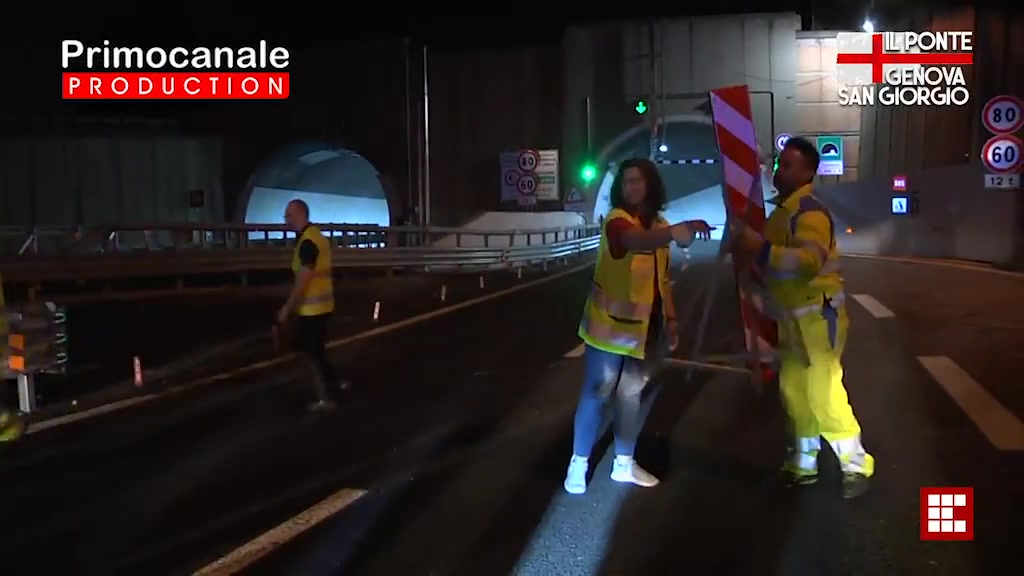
left=8, top=333, right=25, bottom=350
left=8, top=355, right=25, bottom=372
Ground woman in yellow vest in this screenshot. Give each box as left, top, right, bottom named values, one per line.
left=277, top=199, right=343, bottom=413
left=564, top=158, right=713, bottom=494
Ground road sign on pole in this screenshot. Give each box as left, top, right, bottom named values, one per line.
left=892, top=175, right=907, bottom=191
left=980, top=134, right=1022, bottom=174
left=816, top=136, right=844, bottom=175
left=981, top=95, right=1024, bottom=135
left=775, top=133, right=792, bottom=151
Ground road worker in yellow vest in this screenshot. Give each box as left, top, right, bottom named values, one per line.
left=277, top=199, right=345, bottom=413
left=730, top=137, right=873, bottom=499
left=564, top=158, right=713, bottom=495
left=0, top=272, right=26, bottom=442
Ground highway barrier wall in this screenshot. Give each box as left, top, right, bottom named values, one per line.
left=817, top=163, right=1022, bottom=268
left=431, top=212, right=587, bottom=249
left=3, top=258, right=595, bottom=418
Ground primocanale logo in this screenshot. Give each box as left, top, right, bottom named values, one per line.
left=835, top=31, right=974, bottom=107
left=61, top=40, right=290, bottom=100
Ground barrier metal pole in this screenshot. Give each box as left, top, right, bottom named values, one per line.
left=17, top=373, right=35, bottom=413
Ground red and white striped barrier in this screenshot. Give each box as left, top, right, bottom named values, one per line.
left=708, top=85, right=779, bottom=374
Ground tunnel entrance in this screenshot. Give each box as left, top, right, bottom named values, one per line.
left=238, top=143, right=391, bottom=237
left=589, top=114, right=775, bottom=236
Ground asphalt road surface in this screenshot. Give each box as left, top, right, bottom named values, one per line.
left=1, top=244, right=1021, bottom=576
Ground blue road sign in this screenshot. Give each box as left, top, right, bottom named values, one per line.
left=775, top=133, right=792, bottom=151
left=891, top=196, right=909, bottom=215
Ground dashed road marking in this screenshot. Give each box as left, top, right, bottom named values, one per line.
left=192, top=488, right=367, bottom=575
left=850, top=294, right=895, bottom=318
left=916, top=356, right=1024, bottom=452
left=28, top=261, right=596, bottom=434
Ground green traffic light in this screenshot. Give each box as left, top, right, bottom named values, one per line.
left=581, top=164, right=597, bottom=183
left=634, top=100, right=648, bottom=115
left=772, top=156, right=779, bottom=174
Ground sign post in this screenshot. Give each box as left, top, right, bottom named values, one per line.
left=816, top=136, right=844, bottom=176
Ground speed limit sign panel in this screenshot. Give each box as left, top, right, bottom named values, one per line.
left=498, top=149, right=561, bottom=203
left=981, top=95, right=1024, bottom=135
left=981, top=134, right=1022, bottom=174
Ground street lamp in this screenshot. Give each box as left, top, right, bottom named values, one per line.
left=863, top=19, right=874, bottom=33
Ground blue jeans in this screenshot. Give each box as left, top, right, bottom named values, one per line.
left=572, top=345, right=661, bottom=458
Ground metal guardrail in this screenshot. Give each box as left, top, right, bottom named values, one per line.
left=0, top=223, right=601, bottom=283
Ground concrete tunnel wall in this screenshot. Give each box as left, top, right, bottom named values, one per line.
left=237, top=143, right=392, bottom=240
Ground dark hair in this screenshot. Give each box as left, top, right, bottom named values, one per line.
left=783, top=137, right=821, bottom=176
left=288, top=199, right=310, bottom=218
left=609, top=158, right=667, bottom=217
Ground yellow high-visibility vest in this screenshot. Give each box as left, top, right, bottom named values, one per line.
left=762, top=185, right=844, bottom=310
left=578, top=208, right=672, bottom=359
left=292, top=225, right=335, bottom=316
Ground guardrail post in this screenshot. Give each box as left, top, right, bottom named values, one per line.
left=17, top=373, right=36, bottom=413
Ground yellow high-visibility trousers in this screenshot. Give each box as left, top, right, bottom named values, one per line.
left=778, top=302, right=874, bottom=477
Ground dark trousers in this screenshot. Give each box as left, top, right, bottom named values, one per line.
left=294, top=313, right=338, bottom=401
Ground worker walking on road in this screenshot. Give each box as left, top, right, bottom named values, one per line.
left=277, top=199, right=346, bottom=413
left=0, top=272, right=25, bottom=442
left=730, top=137, right=873, bottom=498
left=564, top=158, right=713, bottom=494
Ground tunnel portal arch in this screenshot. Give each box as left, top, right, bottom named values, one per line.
left=585, top=114, right=774, bottom=236
left=238, top=142, right=391, bottom=237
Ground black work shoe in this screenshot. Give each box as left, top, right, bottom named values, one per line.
left=841, top=472, right=870, bottom=499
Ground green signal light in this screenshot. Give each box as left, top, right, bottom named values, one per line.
left=580, top=164, right=598, bottom=183
left=634, top=100, right=648, bottom=115
left=772, top=156, right=779, bottom=174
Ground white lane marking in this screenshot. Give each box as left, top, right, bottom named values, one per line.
left=842, top=253, right=1024, bottom=278
left=564, top=342, right=586, bottom=358
left=192, top=488, right=367, bottom=575
left=850, top=294, right=895, bottom=318
left=916, top=356, right=1024, bottom=452
left=28, top=261, right=596, bottom=434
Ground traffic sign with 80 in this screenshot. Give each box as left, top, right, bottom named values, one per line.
left=517, top=150, right=539, bottom=173
left=981, top=134, right=1022, bottom=174
left=982, top=95, right=1024, bottom=135
left=517, top=174, right=537, bottom=195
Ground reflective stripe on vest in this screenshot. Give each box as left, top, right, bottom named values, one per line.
left=590, top=284, right=653, bottom=320
left=767, top=195, right=842, bottom=281
left=579, top=311, right=645, bottom=350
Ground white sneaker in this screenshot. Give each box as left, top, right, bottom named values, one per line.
left=610, top=456, right=660, bottom=487
left=564, top=455, right=589, bottom=494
